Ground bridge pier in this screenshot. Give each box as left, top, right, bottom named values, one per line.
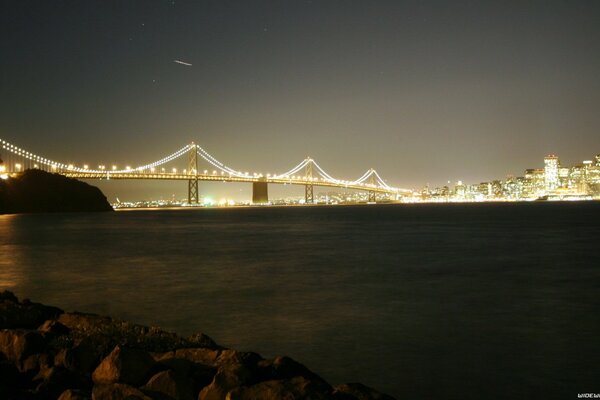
left=187, top=143, right=199, bottom=204
left=188, top=178, right=199, bottom=204
left=252, top=179, right=269, bottom=204
left=305, top=184, right=314, bottom=204
left=368, top=190, right=376, bottom=203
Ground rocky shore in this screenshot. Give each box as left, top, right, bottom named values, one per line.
left=0, top=292, right=394, bottom=400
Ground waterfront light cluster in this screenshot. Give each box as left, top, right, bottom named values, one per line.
left=419, top=153, right=600, bottom=202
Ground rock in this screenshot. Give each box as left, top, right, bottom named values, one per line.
left=186, top=333, right=219, bottom=349
left=0, top=292, right=63, bottom=329
left=92, top=345, right=155, bottom=386
left=155, top=357, right=215, bottom=396
left=228, top=376, right=333, bottom=400
left=142, top=369, right=195, bottom=400
left=197, top=349, right=265, bottom=399
left=38, top=319, right=70, bottom=336
left=215, top=350, right=263, bottom=369
left=0, top=295, right=394, bottom=399
left=258, top=356, right=328, bottom=384
left=154, top=348, right=221, bottom=367
left=0, top=329, right=46, bottom=361
left=198, top=363, right=260, bottom=400
left=55, top=337, right=105, bottom=374
left=92, top=383, right=153, bottom=400
left=20, top=352, right=52, bottom=374
left=34, top=366, right=92, bottom=399
left=58, top=389, right=91, bottom=400
left=58, top=312, right=113, bottom=332
left=333, top=383, right=396, bottom=400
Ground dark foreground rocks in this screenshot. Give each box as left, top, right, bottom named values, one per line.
left=0, top=169, right=113, bottom=214
left=0, top=292, right=395, bottom=400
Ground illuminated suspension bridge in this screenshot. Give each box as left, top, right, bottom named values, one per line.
left=0, top=137, right=412, bottom=203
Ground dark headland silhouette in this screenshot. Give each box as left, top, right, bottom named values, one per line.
left=0, top=169, right=113, bottom=214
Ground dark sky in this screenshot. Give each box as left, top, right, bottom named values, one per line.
left=2, top=0, right=600, bottom=201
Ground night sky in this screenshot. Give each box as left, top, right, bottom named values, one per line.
left=2, top=1, right=600, bottom=201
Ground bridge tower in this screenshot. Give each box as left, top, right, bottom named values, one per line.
left=368, top=169, right=376, bottom=203
left=305, top=158, right=314, bottom=204
left=188, top=143, right=199, bottom=204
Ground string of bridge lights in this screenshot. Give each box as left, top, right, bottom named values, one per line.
left=0, top=137, right=403, bottom=191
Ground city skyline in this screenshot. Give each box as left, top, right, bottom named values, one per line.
left=2, top=1, right=600, bottom=201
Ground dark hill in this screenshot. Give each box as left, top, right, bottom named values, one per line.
left=0, top=169, right=113, bottom=214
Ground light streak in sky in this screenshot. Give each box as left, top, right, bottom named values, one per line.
left=173, top=59, right=192, bottom=66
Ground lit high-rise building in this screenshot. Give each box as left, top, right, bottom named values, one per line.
left=544, top=155, right=560, bottom=192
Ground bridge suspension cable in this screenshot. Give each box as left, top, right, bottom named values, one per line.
left=1, top=136, right=411, bottom=193
left=273, top=158, right=311, bottom=179
left=195, top=146, right=247, bottom=177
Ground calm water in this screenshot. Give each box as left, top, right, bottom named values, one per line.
left=1, top=203, right=599, bottom=399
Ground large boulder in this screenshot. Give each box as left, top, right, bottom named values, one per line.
left=197, top=349, right=265, bottom=399
left=55, top=337, right=106, bottom=375
left=142, top=369, right=195, bottom=400
left=92, top=345, right=155, bottom=386
left=19, top=351, right=53, bottom=374
left=154, top=356, right=216, bottom=396
left=58, top=312, right=114, bottom=332
left=186, top=333, right=219, bottom=349
left=33, top=366, right=91, bottom=399
left=38, top=319, right=70, bottom=336
left=58, top=389, right=91, bottom=400
left=92, top=383, right=153, bottom=400
left=0, top=329, right=46, bottom=362
left=258, top=356, right=328, bottom=384
left=154, top=348, right=221, bottom=367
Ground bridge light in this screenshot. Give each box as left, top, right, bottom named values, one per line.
left=83, top=165, right=89, bottom=170
left=0, top=165, right=5, bottom=173
left=126, top=166, right=131, bottom=171
left=150, top=167, right=155, bottom=173
left=172, top=168, right=177, bottom=173
left=34, top=164, right=39, bottom=169
left=112, top=165, right=117, bottom=171
left=67, top=164, right=73, bottom=170
left=204, top=170, right=208, bottom=174
left=161, top=168, right=165, bottom=173
left=51, top=165, right=57, bottom=170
